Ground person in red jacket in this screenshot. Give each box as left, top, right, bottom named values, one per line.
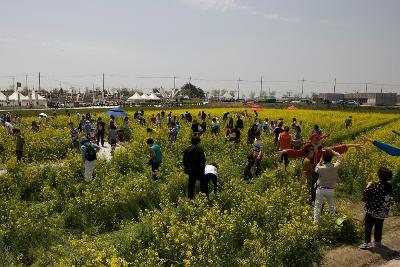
left=277, top=126, right=292, bottom=170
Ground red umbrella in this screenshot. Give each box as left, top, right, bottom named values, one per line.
left=287, top=105, right=298, bottom=110
left=251, top=104, right=263, bottom=111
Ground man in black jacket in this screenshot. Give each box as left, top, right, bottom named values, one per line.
left=183, top=136, right=207, bottom=199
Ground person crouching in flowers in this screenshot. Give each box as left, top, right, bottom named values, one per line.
left=359, top=167, right=393, bottom=249
left=81, top=137, right=100, bottom=182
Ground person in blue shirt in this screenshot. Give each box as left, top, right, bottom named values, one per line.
left=147, top=138, right=162, bottom=179
left=366, top=130, right=400, bottom=156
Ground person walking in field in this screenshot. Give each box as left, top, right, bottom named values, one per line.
left=81, top=137, right=100, bottom=182
left=313, top=149, right=343, bottom=224
left=345, top=116, right=353, bottom=128
left=168, top=122, right=178, bottom=142
left=147, top=138, right=162, bottom=179
left=277, top=126, right=292, bottom=170
left=301, top=144, right=318, bottom=205
left=183, top=136, right=207, bottom=199
left=96, top=117, right=106, bottom=147
left=69, top=122, right=80, bottom=151
left=273, top=122, right=284, bottom=145
left=359, top=167, right=393, bottom=249
left=244, top=131, right=264, bottom=180
left=211, top=118, right=220, bottom=135
left=14, top=128, right=24, bottom=161
left=108, top=123, right=118, bottom=155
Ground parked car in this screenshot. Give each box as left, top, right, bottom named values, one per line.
left=346, top=100, right=360, bottom=106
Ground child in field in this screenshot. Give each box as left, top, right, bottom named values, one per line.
left=359, top=167, right=393, bottom=249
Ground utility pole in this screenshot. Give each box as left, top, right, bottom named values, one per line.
left=300, top=78, right=306, bottom=97
left=38, top=72, right=41, bottom=93
left=102, top=73, right=105, bottom=91
left=237, top=77, right=241, bottom=100
left=173, top=76, right=176, bottom=89
left=333, top=78, right=336, bottom=93
left=260, top=76, right=263, bottom=98
left=12, top=76, right=15, bottom=92
left=102, top=73, right=105, bottom=105
left=25, top=74, right=28, bottom=90
left=365, top=83, right=368, bottom=94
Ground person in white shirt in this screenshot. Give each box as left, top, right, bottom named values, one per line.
left=204, top=163, right=218, bottom=196
left=313, top=149, right=343, bottom=224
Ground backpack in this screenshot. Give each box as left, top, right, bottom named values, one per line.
left=183, top=146, right=194, bottom=174
left=85, top=144, right=97, bottom=161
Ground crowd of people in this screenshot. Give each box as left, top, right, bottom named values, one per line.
left=1, top=108, right=398, bottom=250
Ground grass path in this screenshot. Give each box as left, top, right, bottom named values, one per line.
left=322, top=202, right=400, bottom=267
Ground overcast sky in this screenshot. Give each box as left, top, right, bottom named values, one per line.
left=1, top=0, right=399, bottom=97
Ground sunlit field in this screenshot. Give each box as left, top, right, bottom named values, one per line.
left=1, top=107, right=399, bottom=266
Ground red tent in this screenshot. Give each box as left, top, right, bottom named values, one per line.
left=287, top=105, right=298, bottom=110
left=251, top=104, right=263, bottom=111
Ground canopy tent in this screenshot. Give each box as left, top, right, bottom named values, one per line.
left=140, top=93, right=150, bottom=100
left=105, top=108, right=129, bottom=117
left=30, top=90, right=47, bottom=107
left=287, top=105, right=298, bottom=110
left=148, top=93, right=161, bottom=100
left=0, top=91, right=7, bottom=107
left=8, top=91, right=30, bottom=107
left=220, top=92, right=234, bottom=100
left=127, top=92, right=142, bottom=101
left=0, top=91, right=7, bottom=101
left=8, top=91, right=29, bottom=101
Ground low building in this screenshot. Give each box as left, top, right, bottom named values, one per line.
left=367, top=93, right=397, bottom=106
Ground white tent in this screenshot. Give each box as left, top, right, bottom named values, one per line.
left=0, top=91, right=7, bottom=107
left=0, top=91, right=7, bottom=101
left=148, top=93, right=161, bottom=100
left=8, top=91, right=30, bottom=107
left=140, top=93, right=150, bottom=100
left=127, top=92, right=142, bottom=101
left=220, top=92, right=234, bottom=100
left=31, top=90, right=47, bottom=107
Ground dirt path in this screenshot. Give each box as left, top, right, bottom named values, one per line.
left=322, top=202, right=400, bottom=267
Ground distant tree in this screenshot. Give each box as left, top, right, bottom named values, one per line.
left=229, top=90, right=236, bottom=97
left=270, top=90, right=276, bottom=97
left=119, top=88, right=131, bottom=97
left=260, top=91, right=268, bottom=98
left=220, top=89, right=228, bottom=96
left=210, top=89, right=220, bottom=97
left=311, top=92, right=319, bottom=101
left=283, top=91, right=292, bottom=98
left=249, top=91, right=256, bottom=99
left=180, top=83, right=205, bottom=99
